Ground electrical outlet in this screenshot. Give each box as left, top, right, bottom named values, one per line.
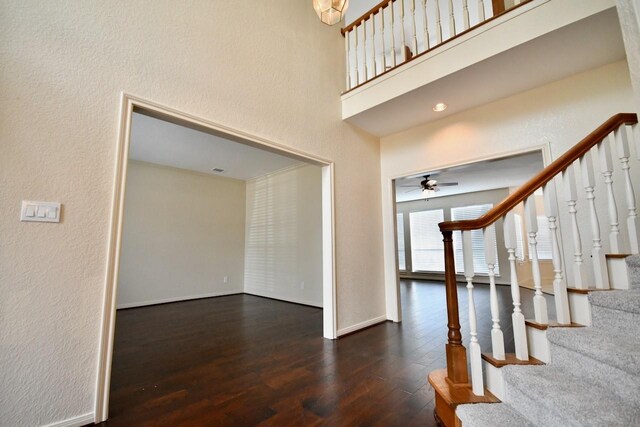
left=223, top=276, right=229, bottom=284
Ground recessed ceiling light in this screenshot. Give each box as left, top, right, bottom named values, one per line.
left=211, top=168, right=224, bottom=173
left=433, top=102, right=447, bottom=112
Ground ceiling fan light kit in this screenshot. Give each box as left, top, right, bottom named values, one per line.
left=313, top=0, right=349, bottom=26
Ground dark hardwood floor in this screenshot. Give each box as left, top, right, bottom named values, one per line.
left=101, top=281, right=552, bottom=426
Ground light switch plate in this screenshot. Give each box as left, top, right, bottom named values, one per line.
left=21, top=201, right=61, bottom=223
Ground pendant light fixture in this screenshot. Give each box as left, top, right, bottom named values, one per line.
left=313, top=0, right=350, bottom=26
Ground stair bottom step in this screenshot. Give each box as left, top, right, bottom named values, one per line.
left=457, top=403, right=534, bottom=427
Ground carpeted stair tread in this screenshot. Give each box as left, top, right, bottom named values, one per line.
left=627, top=255, right=640, bottom=289
left=502, top=364, right=640, bottom=426
left=547, top=327, right=640, bottom=377
left=589, top=289, right=640, bottom=314
left=457, top=403, right=534, bottom=427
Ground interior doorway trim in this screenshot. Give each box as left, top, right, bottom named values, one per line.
left=94, top=93, right=337, bottom=423
left=382, top=144, right=553, bottom=323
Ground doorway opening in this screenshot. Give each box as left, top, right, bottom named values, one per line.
left=94, top=94, right=336, bottom=423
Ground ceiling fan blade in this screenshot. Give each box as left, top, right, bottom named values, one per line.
left=402, top=188, right=422, bottom=193
left=398, top=185, right=419, bottom=188
left=437, top=182, right=458, bottom=186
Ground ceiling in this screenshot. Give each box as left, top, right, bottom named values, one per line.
left=129, top=112, right=303, bottom=181
left=345, top=8, right=626, bottom=137
left=395, top=150, right=544, bottom=203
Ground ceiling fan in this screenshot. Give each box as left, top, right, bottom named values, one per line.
left=399, top=174, right=458, bottom=195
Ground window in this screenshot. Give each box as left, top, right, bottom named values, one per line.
left=451, top=204, right=499, bottom=275
left=514, top=214, right=553, bottom=261
left=410, top=209, right=445, bottom=272
left=397, top=213, right=406, bottom=271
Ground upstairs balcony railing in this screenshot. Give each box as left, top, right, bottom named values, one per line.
left=342, top=0, right=532, bottom=92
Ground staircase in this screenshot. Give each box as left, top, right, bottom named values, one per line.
left=428, top=114, right=640, bottom=426
left=457, top=255, right=640, bottom=426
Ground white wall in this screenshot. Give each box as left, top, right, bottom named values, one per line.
left=0, top=1, right=385, bottom=426
left=244, top=165, right=323, bottom=307
left=116, top=161, right=245, bottom=308
left=380, top=60, right=638, bottom=321
left=616, top=0, right=640, bottom=113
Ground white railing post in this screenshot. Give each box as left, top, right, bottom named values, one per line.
left=422, top=0, right=431, bottom=52
left=581, top=150, right=610, bottom=289
left=543, top=180, right=571, bottom=324
left=345, top=30, right=351, bottom=89
left=504, top=212, right=529, bottom=360
left=462, top=230, right=484, bottom=396
left=524, top=195, right=549, bottom=324
left=390, top=2, right=397, bottom=67
left=462, top=0, right=470, bottom=31
left=354, top=24, right=360, bottom=86
left=616, top=125, right=640, bottom=254
left=400, top=0, right=407, bottom=61
left=363, top=19, right=369, bottom=82
left=477, top=0, right=486, bottom=21
left=434, top=0, right=443, bottom=44
left=410, top=0, right=418, bottom=54
left=379, top=7, right=387, bottom=72
left=599, top=133, right=621, bottom=253
left=371, top=15, right=378, bottom=77
left=563, top=163, right=587, bottom=288
left=484, top=224, right=505, bottom=360
left=448, top=0, right=456, bottom=37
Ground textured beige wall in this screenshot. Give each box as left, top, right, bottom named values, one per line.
left=117, top=161, right=246, bottom=308
left=245, top=165, right=323, bottom=307
left=0, top=1, right=385, bottom=425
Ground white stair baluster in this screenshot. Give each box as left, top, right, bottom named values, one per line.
left=422, top=0, right=431, bottom=52
left=379, top=7, right=387, bottom=72
left=390, top=2, right=397, bottom=67
left=434, top=0, right=443, bottom=44
left=410, top=0, right=418, bottom=54
left=448, top=0, right=456, bottom=37
left=354, top=24, right=360, bottom=86
left=484, top=224, right=505, bottom=360
left=504, top=212, right=529, bottom=360
left=477, top=0, right=485, bottom=21
left=462, top=230, right=484, bottom=396
left=371, top=14, right=378, bottom=76
left=363, top=19, right=368, bottom=82
left=524, top=194, right=549, bottom=324
left=563, top=163, right=587, bottom=288
left=345, top=30, right=351, bottom=89
left=543, top=180, right=571, bottom=324
left=616, top=125, right=640, bottom=254
left=599, top=133, right=621, bottom=253
left=400, top=0, right=408, bottom=61
left=462, top=0, right=470, bottom=31
left=634, top=123, right=640, bottom=160
left=581, top=150, right=610, bottom=289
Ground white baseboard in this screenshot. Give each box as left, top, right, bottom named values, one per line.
left=117, top=290, right=243, bottom=309
left=337, top=315, right=388, bottom=337
left=42, top=413, right=94, bottom=427
left=243, top=290, right=322, bottom=308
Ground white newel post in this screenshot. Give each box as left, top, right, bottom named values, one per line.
left=484, top=224, right=505, bottom=359
left=462, top=230, right=484, bottom=396
left=599, top=133, right=621, bottom=253
left=543, top=181, right=571, bottom=324
left=563, top=163, right=587, bottom=288
left=616, top=125, right=640, bottom=254
left=581, top=150, right=610, bottom=289
left=524, top=195, right=549, bottom=324
left=504, top=212, right=529, bottom=360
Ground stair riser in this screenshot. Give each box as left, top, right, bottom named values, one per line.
left=591, top=305, right=640, bottom=335
left=607, top=257, right=632, bottom=290
left=548, top=343, right=639, bottom=403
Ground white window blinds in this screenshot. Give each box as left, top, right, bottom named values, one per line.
left=451, top=204, right=499, bottom=275
left=397, top=213, right=406, bottom=271
left=409, top=209, right=445, bottom=272
left=514, top=214, right=553, bottom=261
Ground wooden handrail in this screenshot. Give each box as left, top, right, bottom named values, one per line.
left=439, top=113, right=638, bottom=232
left=341, top=0, right=395, bottom=35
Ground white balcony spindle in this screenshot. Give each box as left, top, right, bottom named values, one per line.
left=390, top=3, right=397, bottom=67
left=371, top=15, right=378, bottom=76
left=448, top=0, right=456, bottom=37
left=400, top=0, right=407, bottom=61
left=634, top=123, right=640, bottom=160
left=434, top=0, right=443, bottom=44
left=524, top=195, right=549, bottom=324
left=422, top=0, right=431, bottom=52
left=477, top=0, right=485, bottom=21
left=543, top=181, right=571, bottom=324
left=563, top=163, right=587, bottom=288
left=462, top=0, right=470, bottom=31
left=462, top=230, right=484, bottom=396
left=379, top=8, right=387, bottom=72
left=484, top=224, right=505, bottom=360
left=363, top=20, right=368, bottom=82
left=411, top=0, right=418, bottom=54
left=581, top=150, right=610, bottom=289
left=354, top=25, right=360, bottom=86
left=504, top=212, right=529, bottom=360
left=345, top=30, right=351, bottom=89
left=599, top=134, right=621, bottom=253
left=616, top=125, right=640, bottom=254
